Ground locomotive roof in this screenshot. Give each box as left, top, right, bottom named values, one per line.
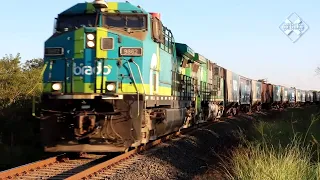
left=175, top=43, right=195, bottom=59
left=59, top=2, right=146, bottom=15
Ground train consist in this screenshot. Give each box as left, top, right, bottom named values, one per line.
left=38, top=0, right=320, bottom=153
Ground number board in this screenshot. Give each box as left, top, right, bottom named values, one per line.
left=45, top=47, right=64, bottom=56
left=120, top=47, right=143, bottom=56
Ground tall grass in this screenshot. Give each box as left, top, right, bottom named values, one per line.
left=222, top=107, right=320, bottom=180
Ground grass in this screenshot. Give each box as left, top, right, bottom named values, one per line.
left=220, top=106, right=320, bottom=180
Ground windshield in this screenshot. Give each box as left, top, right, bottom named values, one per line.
left=57, top=13, right=97, bottom=31
left=104, top=14, right=147, bottom=29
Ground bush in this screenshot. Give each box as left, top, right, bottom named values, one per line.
left=225, top=138, right=319, bottom=180
left=222, top=107, right=320, bottom=180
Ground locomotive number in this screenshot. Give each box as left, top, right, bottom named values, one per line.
left=124, top=49, right=138, bottom=55
left=120, top=47, right=143, bottom=56
left=45, top=47, right=64, bottom=56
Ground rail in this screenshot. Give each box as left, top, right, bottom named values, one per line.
left=0, top=154, right=65, bottom=179
left=65, top=121, right=212, bottom=180
left=0, top=122, right=212, bottom=180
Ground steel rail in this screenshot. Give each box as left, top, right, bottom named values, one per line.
left=0, top=121, right=213, bottom=180
left=0, top=154, right=65, bottom=180
left=66, top=122, right=213, bottom=180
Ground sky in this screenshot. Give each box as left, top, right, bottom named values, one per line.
left=0, top=0, right=319, bottom=90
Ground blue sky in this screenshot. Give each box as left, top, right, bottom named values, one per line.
left=1, top=0, right=319, bottom=90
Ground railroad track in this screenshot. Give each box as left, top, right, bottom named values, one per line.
left=0, top=122, right=212, bottom=180
left=0, top=153, right=110, bottom=180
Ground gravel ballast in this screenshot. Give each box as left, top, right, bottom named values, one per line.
left=92, top=114, right=257, bottom=180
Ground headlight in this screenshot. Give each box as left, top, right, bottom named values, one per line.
left=52, top=83, right=62, bottom=91
left=87, top=33, right=95, bottom=40
left=87, top=41, right=95, bottom=48
left=106, top=83, right=116, bottom=91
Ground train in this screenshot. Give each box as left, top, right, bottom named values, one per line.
left=38, top=0, right=320, bottom=153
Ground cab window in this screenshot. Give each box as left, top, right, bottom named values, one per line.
left=104, top=14, right=147, bottom=29
left=56, top=13, right=96, bottom=31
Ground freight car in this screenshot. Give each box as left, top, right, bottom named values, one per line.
left=288, top=87, right=296, bottom=107
left=300, top=90, right=306, bottom=106
left=251, top=80, right=262, bottom=111
left=272, top=85, right=281, bottom=109
left=37, top=0, right=319, bottom=153
left=314, top=91, right=320, bottom=104
left=260, top=80, right=273, bottom=110
left=306, top=91, right=314, bottom=105
left=239, top=76, right=252, bottom=113
left=281, top=86, right=289, bottom=108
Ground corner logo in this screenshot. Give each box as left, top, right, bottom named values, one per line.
left=279, top=12, right=309, bottom=43
left=73, top=62, right=112, bottom=76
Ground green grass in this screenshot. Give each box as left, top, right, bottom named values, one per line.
left=221, top=106, right=320, bottom=180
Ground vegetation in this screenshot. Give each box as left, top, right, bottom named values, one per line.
left=0, top=54, right=45, bottom=170
left=221, top=106, right=320, bottom=180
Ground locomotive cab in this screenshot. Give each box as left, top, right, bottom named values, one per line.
left=42, top=1, right=150, bottom=152
left=40, top=0, right=189, bottom=153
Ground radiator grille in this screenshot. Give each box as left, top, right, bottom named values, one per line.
left=101, top=37, right=114, bottom=50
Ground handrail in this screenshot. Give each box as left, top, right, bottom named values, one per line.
left=124, top=58, right=146, bottom=119
left=131, top=60, right=146, bottom=95
left=125, top=59, right=140, bottom=118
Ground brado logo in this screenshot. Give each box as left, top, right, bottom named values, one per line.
left=73, top=62, right=111, bottom=76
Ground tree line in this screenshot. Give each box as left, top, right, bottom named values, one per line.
left=0, top=53, right=45, bottom=170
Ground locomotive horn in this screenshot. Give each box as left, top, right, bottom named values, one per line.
left=93, top=0, right=108, bottom=9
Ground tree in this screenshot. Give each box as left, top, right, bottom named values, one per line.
left=0, top=54, right=44, bottom=108
left=0, top=53, right=46, bottom=170
left=22, top=58, right=44, bottom=71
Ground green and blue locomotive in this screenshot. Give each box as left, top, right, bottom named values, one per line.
left=39, top=0, right=223, bottom=152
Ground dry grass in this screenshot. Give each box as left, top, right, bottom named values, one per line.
left=219, top=106, right=320, bottom=180
left=224, top=138, right=320, bottom=180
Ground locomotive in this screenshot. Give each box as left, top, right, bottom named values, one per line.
left=38, top=0, right=320, bottom=153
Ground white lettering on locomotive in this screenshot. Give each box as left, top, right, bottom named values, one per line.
left=73, top=62, right=111, bottom=76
